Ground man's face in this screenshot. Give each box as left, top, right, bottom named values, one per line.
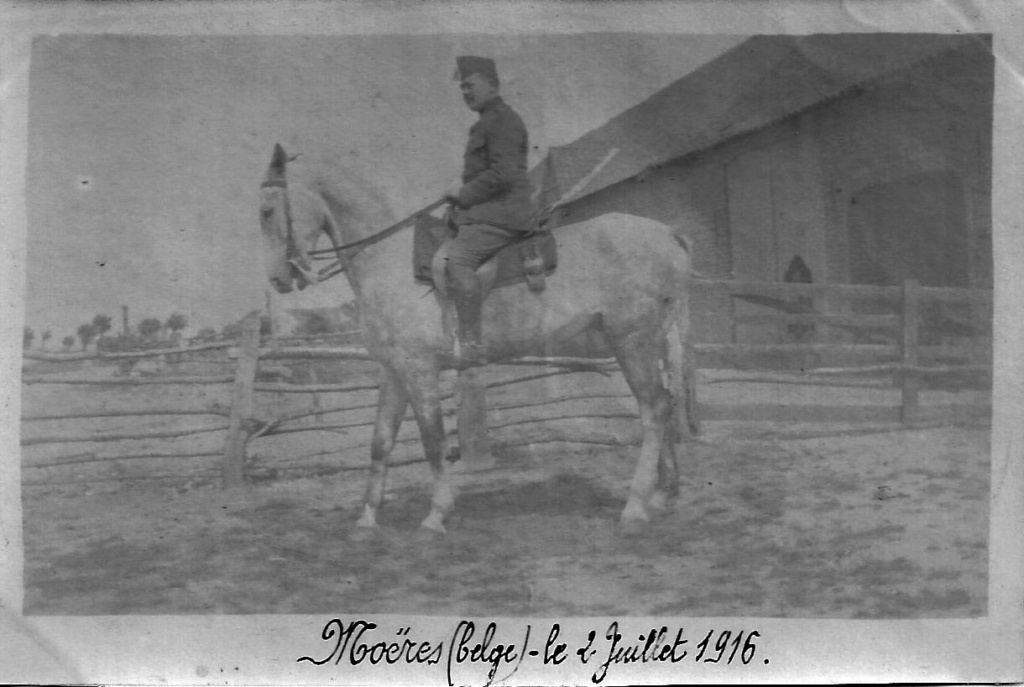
left=460, top=73, right=498, bottom=112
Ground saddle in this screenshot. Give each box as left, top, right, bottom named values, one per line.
left=412, top=215, right=558, bottom=298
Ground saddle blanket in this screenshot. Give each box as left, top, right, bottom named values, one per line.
left=412, top=215, right=558, bottom=292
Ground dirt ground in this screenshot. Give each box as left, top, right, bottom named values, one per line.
left=21, top=360, right=989, bottom=617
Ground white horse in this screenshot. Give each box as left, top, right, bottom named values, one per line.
left=259, top=144, right=695, bottom=533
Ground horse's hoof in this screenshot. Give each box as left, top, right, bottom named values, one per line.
left=647, top=490, right=674, bottom=516
left=620, top=502, right=651, bottom=535
left=349, top=525, right=379, bottom=543
left=418, top=512, right=448, bottom=536
left=619, top=516, right=650, bottom=536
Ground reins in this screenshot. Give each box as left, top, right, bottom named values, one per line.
left=262, top=173, right=447, bottom=284
left=263, top=142, right=613, bottom=285
left=307, top=197, right=448, bottom=281
left=309, top=197, right=448, bottom=259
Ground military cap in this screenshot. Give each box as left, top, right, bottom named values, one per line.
left=455, top=55, right=498, bottom=84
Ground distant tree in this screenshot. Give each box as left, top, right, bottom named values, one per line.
left=260, top=315, right=273, bottom=337
left=76, top=323, right=97, bottom=351
left=116, top=333, right=140, bottom=351
left=166, top=313, right=188, bottom=338
left=196, top=327, right=217, bottom=342
left=96, top=336, right=121, bottom=353
left=22, top=327, right=34, bottom=349
left=138, top=317, right=162, bottom=343
left=41, top=330, right=52, bottom=349
left=61, top=335, right=75, bottom=352
left=91, top=314, right=112, bottom=339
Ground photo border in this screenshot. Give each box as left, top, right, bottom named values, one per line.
left=1, top=1, right=1020, bottom=684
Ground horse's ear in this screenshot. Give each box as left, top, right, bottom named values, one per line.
left=268, top=143, right=288, bottom=180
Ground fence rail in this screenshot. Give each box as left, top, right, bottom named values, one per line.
left=696, top=278, right=993, bottom=303
left=21, top=279, right=991, bottom=487
left=22, top=340, right=234, bottom=363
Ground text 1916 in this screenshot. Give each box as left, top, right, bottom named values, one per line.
left=694, top=629, right=762, bottom=665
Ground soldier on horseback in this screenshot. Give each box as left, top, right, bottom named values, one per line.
left=442, top=56, right=534, bottom=368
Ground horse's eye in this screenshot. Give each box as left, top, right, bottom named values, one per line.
left=262, top=207, right=274, bottom=219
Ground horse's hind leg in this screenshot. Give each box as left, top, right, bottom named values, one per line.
left=647, top=436, right=680, bottom=515
left=355, top=366, right=409, bottom=531
left=611, top=334, right=675, bottom=527
left=658, top=335, right=681, bottom=492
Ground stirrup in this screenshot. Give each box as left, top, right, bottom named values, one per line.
left=446, top=342, right=488, bottom=371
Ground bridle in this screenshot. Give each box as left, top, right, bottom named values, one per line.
left=262, top=174, right=446, bottom=284
left=261, top=175, right=321, bottom=284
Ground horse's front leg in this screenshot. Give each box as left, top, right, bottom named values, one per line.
left=355, top=366, right=409, bottom=532
left=402, top=363, right=455, bottom=534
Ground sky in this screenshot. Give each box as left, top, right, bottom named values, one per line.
left=24, top=33, right=744, bottom=342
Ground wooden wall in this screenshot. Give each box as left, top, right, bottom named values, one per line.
left=555, top=46, right=993, bottom=345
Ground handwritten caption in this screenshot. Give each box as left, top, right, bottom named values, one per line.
left=297, top=618, right=767, bottom=685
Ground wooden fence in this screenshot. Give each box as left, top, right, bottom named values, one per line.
left=692, top=278, right=991, bottom=424
left=20, top=279, right=992, bottom=488
left=19, top=318, right=632, bottom=488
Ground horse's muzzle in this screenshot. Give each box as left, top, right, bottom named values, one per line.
left=289, top=257, right=318, bottom=290
left=269, top=258, right=317, bottom=293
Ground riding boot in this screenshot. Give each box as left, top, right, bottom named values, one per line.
left=451, top=272, right=487, bottom=369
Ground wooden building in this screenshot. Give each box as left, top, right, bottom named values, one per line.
left=533, top=34, right=994, bottom=344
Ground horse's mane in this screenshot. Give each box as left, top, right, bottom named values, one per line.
left=286, top=153, right=397, bottom=231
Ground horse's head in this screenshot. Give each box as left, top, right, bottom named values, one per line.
left=259, top=144, right=326, bottom=294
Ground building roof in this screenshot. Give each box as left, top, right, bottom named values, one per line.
left=533, top=33, right=989, bottom=208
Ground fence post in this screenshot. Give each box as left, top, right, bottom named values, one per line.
left=456, top=368, right=492, bottom=467
left=900, top=279, right=920, bottom=424
left=223, top=313, right=260, bottom=487
left=310, top=365, right=323, bottom=424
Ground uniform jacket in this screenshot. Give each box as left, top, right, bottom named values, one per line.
left=452, top=96, right=534, bottom=231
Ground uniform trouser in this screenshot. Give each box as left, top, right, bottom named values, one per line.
left=446, top=222, right=522, bottom=344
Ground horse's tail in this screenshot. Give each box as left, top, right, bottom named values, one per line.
left=666, top=298, right=700, bottom=441
left=665, top=225, right=700, bottom=440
